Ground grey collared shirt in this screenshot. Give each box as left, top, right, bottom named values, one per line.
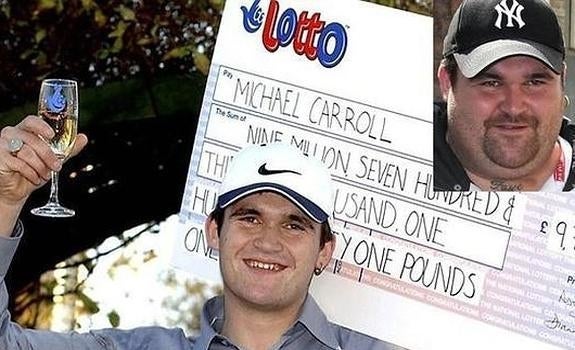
left=0, top=222, right=405, bottom=350
left=192, top=295, right=401, bottom=350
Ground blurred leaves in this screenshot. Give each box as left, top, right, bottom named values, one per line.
left=193, top=52, right=211, bottom=76
left=369, top=0, right=431, bottom=15
left=13, top=280, right=55, bottom=329
left=117, top=5, right=136, bottom=21
left=77, top=291, right=100, bottom=314
left=38, top=0, right=61, bottom=12
left=163, top=45, right=194, bottom=60
left=12, top=223, right=158, bottom=330
left=0, top=0, right=222, bottom=111
left=161, top=271, right=222, bottom=334
left=107, top=310, right=121, bottom=328
left=0, top=0, right=431, bottom=112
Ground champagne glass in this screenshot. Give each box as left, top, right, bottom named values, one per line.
left=31, top=79, right=79, bottom=218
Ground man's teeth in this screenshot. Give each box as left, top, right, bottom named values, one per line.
left=248, top=260, right=281, bottom=271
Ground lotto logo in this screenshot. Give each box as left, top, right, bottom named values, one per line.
left=241, top=0, right=348, bottom=68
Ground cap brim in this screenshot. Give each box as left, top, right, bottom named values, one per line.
left=218, top=183, right=329, bottom=223
left=454, top=39, right=563, bottom=78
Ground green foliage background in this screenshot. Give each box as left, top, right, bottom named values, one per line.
left=0, top=0, right=431, bottom=125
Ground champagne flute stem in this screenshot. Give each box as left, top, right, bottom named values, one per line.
left=47, top=170, right=62, bottom=205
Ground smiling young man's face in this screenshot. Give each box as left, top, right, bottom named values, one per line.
left=438, top=55, right=564, bottom=181
left=206, top=191, right=334, bottom=312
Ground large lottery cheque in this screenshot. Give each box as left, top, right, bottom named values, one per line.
left=171, top=0, right=575, bottom=349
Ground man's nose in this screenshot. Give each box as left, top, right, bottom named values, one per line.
left=253, top=225, right=283, bottom=252
left=499, top=84, right=528, bottom=117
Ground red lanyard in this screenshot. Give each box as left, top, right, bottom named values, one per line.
left=554, top=147, right=566, bottom=182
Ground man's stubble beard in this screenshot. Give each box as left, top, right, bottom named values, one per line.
left=482, top=112, right=540, bottom=169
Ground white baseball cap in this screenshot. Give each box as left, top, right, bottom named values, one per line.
left=217, top=143, right=334, bottom=223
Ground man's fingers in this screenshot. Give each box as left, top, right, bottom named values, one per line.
left=2, top=126, right=61, bottom=172
left=1, top=120, right=87, bottom=178
left=1, top=152, right=44, bottom=186
left=19, top=115, right=55, bottom=140
left=14, top=144, right=53, bottom=181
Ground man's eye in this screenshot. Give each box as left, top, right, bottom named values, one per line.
left=239, top=216, right=258, bottom=224
left=286, top=223, right=305, bottom=231
left=526, top=79, right=545, bottom=86
left=480, top=80, right=501, bottom=88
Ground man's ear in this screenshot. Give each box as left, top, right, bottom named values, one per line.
left=317, top=235, right=335, bottom=270
left=437, top=64, right=453, bottom=101
left=205, top=215, right=220, bottom=249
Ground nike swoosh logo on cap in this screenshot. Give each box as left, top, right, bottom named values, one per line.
left=258, top=163, right=301, bottom=176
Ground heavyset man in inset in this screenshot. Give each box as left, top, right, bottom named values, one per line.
left=434, top=0, right=575, bottom=192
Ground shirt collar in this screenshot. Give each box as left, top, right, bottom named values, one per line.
left=296, top=294, right=342, bottom=350
left=194, top=296, right=225, bottom=350
left=195, top=295, right=341, bottom=350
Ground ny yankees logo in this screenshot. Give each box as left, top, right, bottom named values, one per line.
left=494, top=0, right=525, bottom=29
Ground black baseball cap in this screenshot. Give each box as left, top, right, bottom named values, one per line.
left=443, top=0, right=565, bottom=78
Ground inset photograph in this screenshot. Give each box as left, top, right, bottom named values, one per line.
left=434, top=0, right=575, bottom=192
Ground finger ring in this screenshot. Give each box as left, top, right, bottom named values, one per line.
left=8, top=138, right=24, bottom=156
